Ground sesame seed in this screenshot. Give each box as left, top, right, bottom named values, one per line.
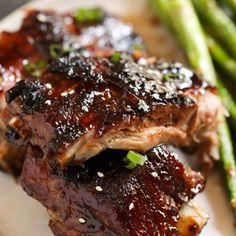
left=129, top=203, right=134, bottom=210
left=174, top=62, right=182, bottom=68
left=151, top=172, right=158, bottom=178
left=138, top=58, right=147, bottom=66
left=152, top=93, right=160, bottom=100
left=45, top=100, right=51, bottom=105
left=81, top=105, right=89, bottom=112
left=93, top=91, right=103, bottom=96
left=78, top=217, right=86, bottom=224
left=97, top=172, right=104, bottom=178
left=37, top=13, right=48, bottom=22
left=64, top=16, right=73, bottom=25
left=69, top=90, right=75, bottom=94
left=22, top=59, right=29, bottom=65
left=61, top=91, right=68, bottom=97
left=45, top=83, right=52, bottom=89
left=95, top=186, right=103, bottom=192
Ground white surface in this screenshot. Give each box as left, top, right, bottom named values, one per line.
left=0, top=0, right=235, bottom=235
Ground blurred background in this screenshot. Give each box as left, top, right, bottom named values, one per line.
left=0, top=0, right=28, bottom=19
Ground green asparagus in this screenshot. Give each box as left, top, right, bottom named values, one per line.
left=217, top=79, right=236, bottom=130
left=219, top=0, right=236, bottom=17
left=150, top=0, right=215, bottom=84
left=219, top=122, right=236, bottom=220
left=192, top=0, right=236, bottom=60
left=207, top=36, right=236, bottom=83
left=150, top=0, right=236, bottom=224
left=207, top=36, right=236, bottom=129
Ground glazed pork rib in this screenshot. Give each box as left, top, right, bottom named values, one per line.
left=0, top=8, right=143, bottom=97
left=0, top=9, right=143, bottom=174
left=21, top=144, right=207, bottom=236
left=6, top=54, right=223, bottom=166
left=1, top=9, right=212, bottom=235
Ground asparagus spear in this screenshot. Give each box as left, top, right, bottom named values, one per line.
left=206, top=36, right=236, bottom=127
left=150, top=0, right=215, bottom=84
left=217, top=79, right=236, bottom=130
left=150, top=0, right=236, bottom=223
left=207, top=36, right=236, bottom=84
left=207, top=36, right=236, bottom=130
left=192, top=0, right=236, bottom=60
left=219, top=0, right=236, bottom=17
left=219, top=122, right=236, bottom=220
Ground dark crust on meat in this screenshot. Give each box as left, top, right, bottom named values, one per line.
left=0, top=9, right=143, bottom=174
left=0, top=9, right=143, bottom=94
left=6, top=55, right=208, bottom=159
left=21, top=144, right=205, bottom=236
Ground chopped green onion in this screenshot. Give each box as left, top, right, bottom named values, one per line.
left=123, top=151, right=147, bottom=169
left=49, top=44, right=72, bottom=59
left=74, top=8, right=104, bottom=23
left=163, top=73, right=171, bottom=81
left=132, top=43, right=144, bottom=51
left=24, top=60, right=46, bottom=77
left=163, top=72, right=182, bottom=81
left=111, top=52, right=122, bottom=62
left=49, top=44, right=63, bottom=58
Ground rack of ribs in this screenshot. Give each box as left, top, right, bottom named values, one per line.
left=0, top=8, right=223, bottom=235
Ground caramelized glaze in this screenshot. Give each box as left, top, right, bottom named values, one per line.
left=6, top=55, right=209, bottom=158
left=21, top=144, right=205, bottom=236
left=0, top=9, right=143, bottom=94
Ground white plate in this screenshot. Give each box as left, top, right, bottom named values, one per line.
left=0, top=0, right=235, bottom=235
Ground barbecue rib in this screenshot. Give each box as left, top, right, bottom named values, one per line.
left=6, top=54, right=223, bottom=166
left=0, top=9, right=143, bottom=174
left=0, top=9, right=143, bottom=95
left=1, top=8, right=212, bottom=236
left=21, top=144, right=207, bottom=236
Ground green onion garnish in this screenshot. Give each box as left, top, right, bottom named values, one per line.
left=24, top=60, right=46, bottom=77
left=111, top=52, right=122, bottom=62
left=163, top=72, right=182, bottom=81
left=49, top=44, right=63, bottom=58
left=132, top=43, right=144, bottom=51
left=49, top=44, right=73, bottom=59
left=123, top=151, right=147, bottom=169
left=163, top=73, right=171, bottom=81
left=74, top=8, right=104, bottom=23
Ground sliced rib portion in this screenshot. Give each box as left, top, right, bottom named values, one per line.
left=0, top=9, right=143, bottom=174
left=6, top=55, right=223, bottom=165
left=21, top=144, right=207, bottom=236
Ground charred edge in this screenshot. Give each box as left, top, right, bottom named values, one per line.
left=5, top=80, right=28, bottom=104
left=5, top=125, right=24, bottom=145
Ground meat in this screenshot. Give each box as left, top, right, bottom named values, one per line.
left=6, top=54, right=223, bottom=166
left=21, top=144, right=207, bottom=236
left=1, top=8, right=213, bottom=236
left=49, top=204, right=208, bottom=236
left=0, top=9, right=143, bottom=174
left=0, top=9, right=143, bottom=94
